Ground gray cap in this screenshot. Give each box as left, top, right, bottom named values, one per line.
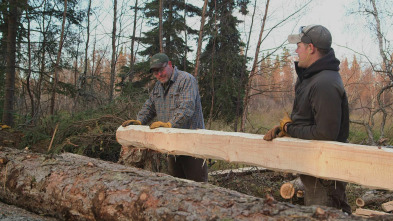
left=288, top=25, right=332, bottom=50
left=150, top=53, right=169, bottom=72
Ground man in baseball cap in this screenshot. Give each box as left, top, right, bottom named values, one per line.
left=122, top=52, right=207, bottom=183
left=264, top=25, right=351, bottom=214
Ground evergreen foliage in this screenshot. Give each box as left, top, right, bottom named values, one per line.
left=138, top=0, right=201, bottom=73
left=199, top=0, right=249, bottom=123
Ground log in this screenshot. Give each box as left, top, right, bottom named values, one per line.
left=354, top=208, right=388, bottom=217
left=116, top=126, right=393, bottom=190
left=355, top=190, right=393, bottom=207
left=382, top=200, right=393, bottom=212
left=280, top=177, right=304, bottom=199
left=0, top=147, right=355, bottom=220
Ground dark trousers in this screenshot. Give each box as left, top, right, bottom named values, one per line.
left=300, top=175, right=352, bottom=214
left=168, top=155, right=208, bottom=182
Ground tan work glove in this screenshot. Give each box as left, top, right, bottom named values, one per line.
left=263, top=125, right=286, bottom=141
left=264, top=113, right=292, bottom=141
left=121, top=119, right=142, bottom=127
left=150, top=121, right=172, bottom=129
left=280, top=112, right=292, bottom=133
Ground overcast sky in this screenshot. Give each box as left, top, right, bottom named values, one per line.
left=91, top=0, right=392, bottom=67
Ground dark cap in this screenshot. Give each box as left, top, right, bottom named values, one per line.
left=150, top=53, right=169, bottom=72
left=288, top=25, right=332, bottom=50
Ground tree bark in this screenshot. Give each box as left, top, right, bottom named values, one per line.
left=2, top=0, right=19, bottom=126
left=159, top=0, right=163, bottom=53
left=0, top=147, right=356, bottom=220
left=129, top=0, right=138, bottom=82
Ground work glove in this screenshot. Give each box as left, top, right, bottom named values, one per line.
left=263, top=125, right=286, bottom=141
left=121, top=119, right=142, bottom=127
left=280, top=112, right=292, bottom=133
left=264, top=113, right=292, bottom=141
left=150, top=121, right=172, bottom=129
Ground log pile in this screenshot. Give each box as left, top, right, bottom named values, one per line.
left=280, top=177, right=304, bottom=199
left=0, top=147, right=365, bottom=220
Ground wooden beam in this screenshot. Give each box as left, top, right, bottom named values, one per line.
left=116, top=126, right=393, bottom=190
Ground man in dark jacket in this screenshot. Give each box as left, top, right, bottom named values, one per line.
left=263, top=25, right=351, bottom=214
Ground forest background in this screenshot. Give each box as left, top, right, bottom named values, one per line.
left=0, top=0, right=393, bottom=162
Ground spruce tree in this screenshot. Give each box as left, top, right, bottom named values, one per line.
left=198, top=0, right=248, bottom=124
left=138, top=0, right=201, bottom=73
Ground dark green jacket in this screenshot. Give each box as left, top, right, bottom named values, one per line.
left=287, top=49, right=349, bottom=142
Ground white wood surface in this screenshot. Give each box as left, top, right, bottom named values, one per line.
left=116, top=125, right=393, bottom=190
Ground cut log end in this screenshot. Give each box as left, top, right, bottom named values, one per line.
left=356, top=198, right=365, bottom=207
left=280, top=183, right=295, bottom=199
left=296, top=190, right=304, bottom=198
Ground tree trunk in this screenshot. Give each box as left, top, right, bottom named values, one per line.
left=50, top=0, right=67, bottom=115
left=25, top=9, right=35, bottom=123
left=129, top=0, right=138, bottom=82
left=159, top=0, right=163, bottom=53
left=0, top=147, right=354, bottom=220
left=109, top=0, right=117, bottom=103
left=2, top=0, right=18, bottom=126
left=240, top=0, right=270, bottom=132
left=193, top=0, right=208, bottom=77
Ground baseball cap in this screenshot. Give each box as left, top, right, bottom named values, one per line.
left=150, top=53, right=169, bottom=72
left=288, top=25, right=332, bottom=50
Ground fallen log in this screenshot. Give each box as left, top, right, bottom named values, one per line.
left=353, top=208, right=389, bottom=217
left=355, top=190, right=393, bottom=207
left=280, top=177, right=304, bottom=199
left=0, top=147, right=357, bottom=220
left=116, top=126, right=393, bottom=190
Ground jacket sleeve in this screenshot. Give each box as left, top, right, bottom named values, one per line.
left=287, top=78, right=343, bottom=140
left=137, top=89, right=157, bottom=125
left=169, top=75, right=197, bottom=128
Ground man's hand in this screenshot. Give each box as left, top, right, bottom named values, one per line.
left=263, top=125, right=286, bottom=141
left=150, top=121, right=172, bottom=129
left=121, top=120, right=142, bottom=127
left=280, top=112, right=292, bottom=132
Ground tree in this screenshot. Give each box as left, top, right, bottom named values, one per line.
left=349, top=0, right=393, bottom=145
left=138, top=0, right=201, bottom=72
left=193, top=0, right=208, bottom=77
left=2, top=0, right=20, bottom=125
left=199, top=0, right=249, bottom=126
left=109, top=0, right=118, bottom=103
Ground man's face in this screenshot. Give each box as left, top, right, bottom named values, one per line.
left=152, top=61, right=172, bottom=83
left=295, top=42, right=311, bottom=68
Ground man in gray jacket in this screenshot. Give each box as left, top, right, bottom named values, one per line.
left=122, top=53, right=207, bottom=182
left=264, top=25, right=351, bottom=214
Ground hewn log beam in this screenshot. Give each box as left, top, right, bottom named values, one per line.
left=117, top=126, right=393, bottom=190
left=0, top=147, right=352, bottom=220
